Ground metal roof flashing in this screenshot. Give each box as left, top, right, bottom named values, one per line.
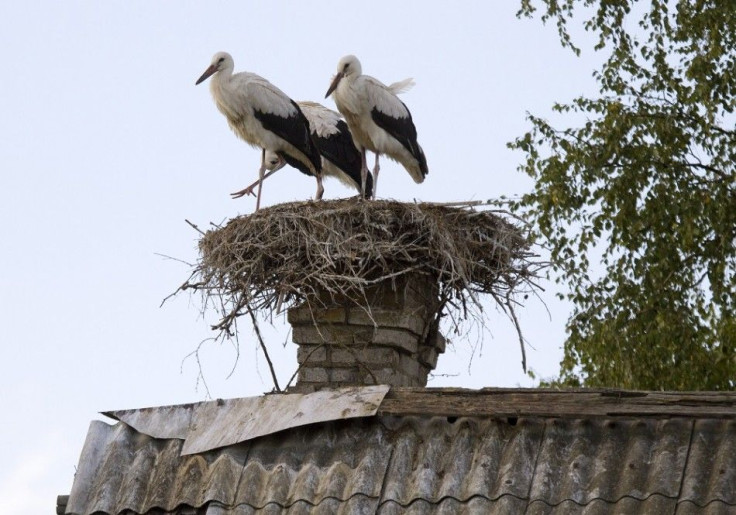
left=102, top=385, right=390, bottom=455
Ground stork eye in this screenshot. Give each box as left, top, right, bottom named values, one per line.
left=343, top=63, right=349, bottom=71
left=218, top=57, right=225, bottom=64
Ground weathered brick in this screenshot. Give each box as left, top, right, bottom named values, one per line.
left=370, top=368, right=402, bottom=385
left=329, top=346, right=400, bottom=366
left=298, top=367, right=329, bottom=384
left=329, top=367, right=363, bottom=383
left=399, top=354, right=422, bottom=379
left=347, top=308, right=427, bottom=334
left=288, top=272, right=449, bottom=388
left=316, top=307, right=349, bottom=324
left=292, top=326, right=320, bottom=344
left=429, top=331, right=447, bottom=353
left=296, top=345, right=327, bottom=365
left=348, top=327, right=378, bottom=344
left=371, top=368, right=424, bottom=386
left=288, top=305, right=348, bottom=325
left=372, top=328, right=420, bottom=354
left=326, top=348, right=354, bottom=365
left=419, top=364, right=431, bottom=381
left=324, top=325, right=359, bottom=343
left=292, top=324, right=355, bottom=345
left=419, top=347, right=439, bottom=369
left=287, top=305, right=310, bottom=325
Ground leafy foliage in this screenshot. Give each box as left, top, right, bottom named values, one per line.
left=512, top=0, right=736, bottom=389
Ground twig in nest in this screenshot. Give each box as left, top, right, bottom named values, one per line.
left=185, top=219, right=206, bottom=236
left=505, top=290, right=527, bottom=373
left=246, top=305, right=281, bottom=392
left=180, top=337, right=215, bottom=399
left=155, top=253, right=195, bottom=267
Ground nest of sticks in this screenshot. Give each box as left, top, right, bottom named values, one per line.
left=177, top=199, right=540, bottom=362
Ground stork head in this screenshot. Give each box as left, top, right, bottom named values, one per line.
left=325, top=55, right=361, bottom=98
left=195, top=52, right=233, bottom=85
left=264, top=150, right=284, bottom=171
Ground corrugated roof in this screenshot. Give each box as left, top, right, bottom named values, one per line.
left=65, top=389, right=736, bottom=514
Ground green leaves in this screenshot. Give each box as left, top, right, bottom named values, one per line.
left=514, top=0, right=736, bottom=389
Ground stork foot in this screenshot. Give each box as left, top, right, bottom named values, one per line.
left=230, top=186, right=258, bottom=199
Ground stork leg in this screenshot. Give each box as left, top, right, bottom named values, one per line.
left=255, top=149, right=267, bottom=211
left=372, top=153, right=381, bottom=200
left=315, top=174, right=325, bottom=200
left=360, top=149, right=369, bottom=199
left=231, top=153, right=285, bottom=200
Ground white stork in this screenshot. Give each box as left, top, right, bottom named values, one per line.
left=325, top=55, right=428, bottom=198
left=195, top=51, right=322, bottom=210
left=231, top=101, right=374, bottom=200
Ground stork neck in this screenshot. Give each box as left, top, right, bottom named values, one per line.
left=213, top=66, right=233, bottom=87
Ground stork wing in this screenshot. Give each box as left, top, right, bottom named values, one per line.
left=298, top=103, right=360, bottom=173
left=316, top=119, right=362, bottom=177
left=364, top=76, right=410, bottom=120
left=371, top=100, right=423, bottom=161
left=363, top=76, right=423, bottom=163
left=244, top=79, right=322, bottom=174
left=298, top=101, right=342, bottom=138
left=298, top=102, right=370, bottom=194
left=237, top=74, right=298, bottom=118
left=314, top=119, right=373, bottom=198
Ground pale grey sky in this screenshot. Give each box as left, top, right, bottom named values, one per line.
left=0, top=2, right=602, bottom=512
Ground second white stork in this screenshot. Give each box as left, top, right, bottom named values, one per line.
left=231, top=101, right=374, bottom=200
left=195, top=51, right=322, bottom=210
left=325, top=55, right=428, bottom=198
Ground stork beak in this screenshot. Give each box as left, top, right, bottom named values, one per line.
left=195, top=64, right=217, bottom=85
left=325, top=72, right=344, bottom=98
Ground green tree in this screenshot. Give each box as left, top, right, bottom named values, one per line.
left=511, top=1, right=736, bottom=389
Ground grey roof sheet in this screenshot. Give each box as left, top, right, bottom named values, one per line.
left=103, top=385, right=389, bottom=454
left=66, top=405, right=736, bottom=514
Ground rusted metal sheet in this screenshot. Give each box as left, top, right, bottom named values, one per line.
left=182, top=385, right=389, bottom=454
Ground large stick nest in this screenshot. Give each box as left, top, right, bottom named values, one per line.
left=179, top=199, right=539, bottom=338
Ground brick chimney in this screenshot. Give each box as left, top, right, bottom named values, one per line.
left=287, top=272, right=445, bottom=391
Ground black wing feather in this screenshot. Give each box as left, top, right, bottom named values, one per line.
left=371, top=102, right=428, bottom=178
left=314, top=119, right=373, bottom=197
left=276, top=151, right=311, bottom=177
left=253, top=101, right=322, bottom=175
